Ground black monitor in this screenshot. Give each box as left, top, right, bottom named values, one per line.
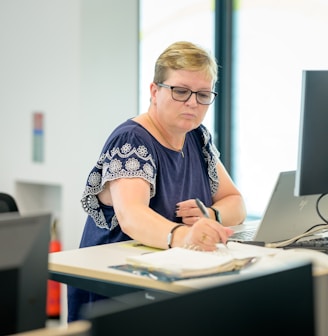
left=295, top=70, right=328, bottom=197
left=0, top=212, right=51, bottom=335
left=83, top=261, right=315, bottom=336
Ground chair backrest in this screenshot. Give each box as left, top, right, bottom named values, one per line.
left=0, top=192, right=19, bottom=213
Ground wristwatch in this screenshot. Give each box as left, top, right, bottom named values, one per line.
left=210, top=207, right=222, bottom=223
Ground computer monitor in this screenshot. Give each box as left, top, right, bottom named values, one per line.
left=295, top=70, right=328, bottom=197
left=0, top=212, right=51, bottom=335
left=83, top=261, right=315, bottom=336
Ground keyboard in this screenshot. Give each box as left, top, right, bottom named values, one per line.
left=284, top=237, right=328, bottom=254
left=229, top=229, right=256, bottom=241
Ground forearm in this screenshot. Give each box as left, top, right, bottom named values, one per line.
left=115, top=203, right=178, bottom=250
left=211, top=194, right=247, bottom=227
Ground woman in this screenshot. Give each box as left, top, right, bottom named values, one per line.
left=68, top=41, right=247, bottom=321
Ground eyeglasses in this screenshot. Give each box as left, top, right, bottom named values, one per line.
left=156, top=83, right=217, bottom=105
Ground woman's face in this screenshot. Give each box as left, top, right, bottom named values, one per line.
left=150, top=69, right=213, bottom=133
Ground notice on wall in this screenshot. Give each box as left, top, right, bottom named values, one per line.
left=32, top=112, right=44, bottom=163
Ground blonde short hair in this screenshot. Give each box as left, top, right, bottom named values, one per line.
left=153, top=41, right=218, bottom=86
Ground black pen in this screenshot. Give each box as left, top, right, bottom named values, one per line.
left=195, top=198, right=229, bottom=249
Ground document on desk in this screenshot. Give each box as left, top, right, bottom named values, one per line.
left=123, top=242, right=281, bottom=281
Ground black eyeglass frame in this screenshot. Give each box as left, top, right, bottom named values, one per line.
left=156, top=83, right=218, bottom=105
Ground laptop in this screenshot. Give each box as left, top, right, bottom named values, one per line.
left=230, top=170, right=328, bottom=243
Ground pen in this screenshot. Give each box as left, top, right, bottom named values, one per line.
left=195, top=198, right=210, bottom=218
left=195, top=198, right=229, bottom=249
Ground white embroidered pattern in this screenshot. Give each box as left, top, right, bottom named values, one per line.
left=200, top=126, right=220, bottom=194
left=81, top=127, right=220, bottom=231
left=81, top=143, right=156, bottom=230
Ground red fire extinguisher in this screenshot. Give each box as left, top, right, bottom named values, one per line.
left=47, top=219, right=61, bottom=319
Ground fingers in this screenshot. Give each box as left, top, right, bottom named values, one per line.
left=176, top=200, right=204, bottom=220
left=176, top=201, right=234, bottom=250
left=180, top=216, right=200, bottom=225
left=184, top=220, right=234, bottom=251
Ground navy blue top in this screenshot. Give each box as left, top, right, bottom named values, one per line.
left=67, top=119, right=221, bottom=322
left=79, top=119, right=220, bottom=248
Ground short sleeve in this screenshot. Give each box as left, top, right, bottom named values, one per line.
left=197, top=124, right=221, bottom=195
left=81, top=121, right=157, bottom=229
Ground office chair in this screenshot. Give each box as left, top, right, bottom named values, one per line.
left=0, top=192, right=19, bottom=213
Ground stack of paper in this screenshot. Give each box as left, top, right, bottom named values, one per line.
left=126, top=242, right=281, bottom=279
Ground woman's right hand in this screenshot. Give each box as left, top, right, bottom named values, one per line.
left=174, top=217, right=234, bottom=251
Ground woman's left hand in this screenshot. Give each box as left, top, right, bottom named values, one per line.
left=176, top=199, right=212, bottom=225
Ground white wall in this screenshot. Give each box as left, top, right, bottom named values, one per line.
left=0, top=0, right=139, bottom=250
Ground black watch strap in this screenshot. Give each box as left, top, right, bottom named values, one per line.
left=210, top=207, right=222, bottom=223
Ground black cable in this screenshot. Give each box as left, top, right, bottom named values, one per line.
left=268, top=194, right=328, bottom=248
left=315, top=193, right=328, bottom=224
left=301, top=194, right=328, bottom=234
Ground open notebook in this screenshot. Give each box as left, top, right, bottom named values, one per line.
left=122, top=242, right=281, bottom=281
left=230, top=170, right=328, bottom=244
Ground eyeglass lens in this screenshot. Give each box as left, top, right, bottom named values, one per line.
left=171, top=87, right=215, bottom=104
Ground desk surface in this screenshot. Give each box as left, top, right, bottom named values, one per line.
left=50, top=241, right=265, bottom=295
left=48, top=239, right=328, bottom=336
left=49, top=241, right=192, bottom=295
left=48, top=239, right=328, bottom=296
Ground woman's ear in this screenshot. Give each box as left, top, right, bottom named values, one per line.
left=149, top=82, right=158, bottom=105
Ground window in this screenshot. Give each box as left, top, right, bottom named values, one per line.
left=139, top=0, right=215, bottom=133
left=139, top=1, right=328, bottom=220
left=232, top=0, right=328, bottom=217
